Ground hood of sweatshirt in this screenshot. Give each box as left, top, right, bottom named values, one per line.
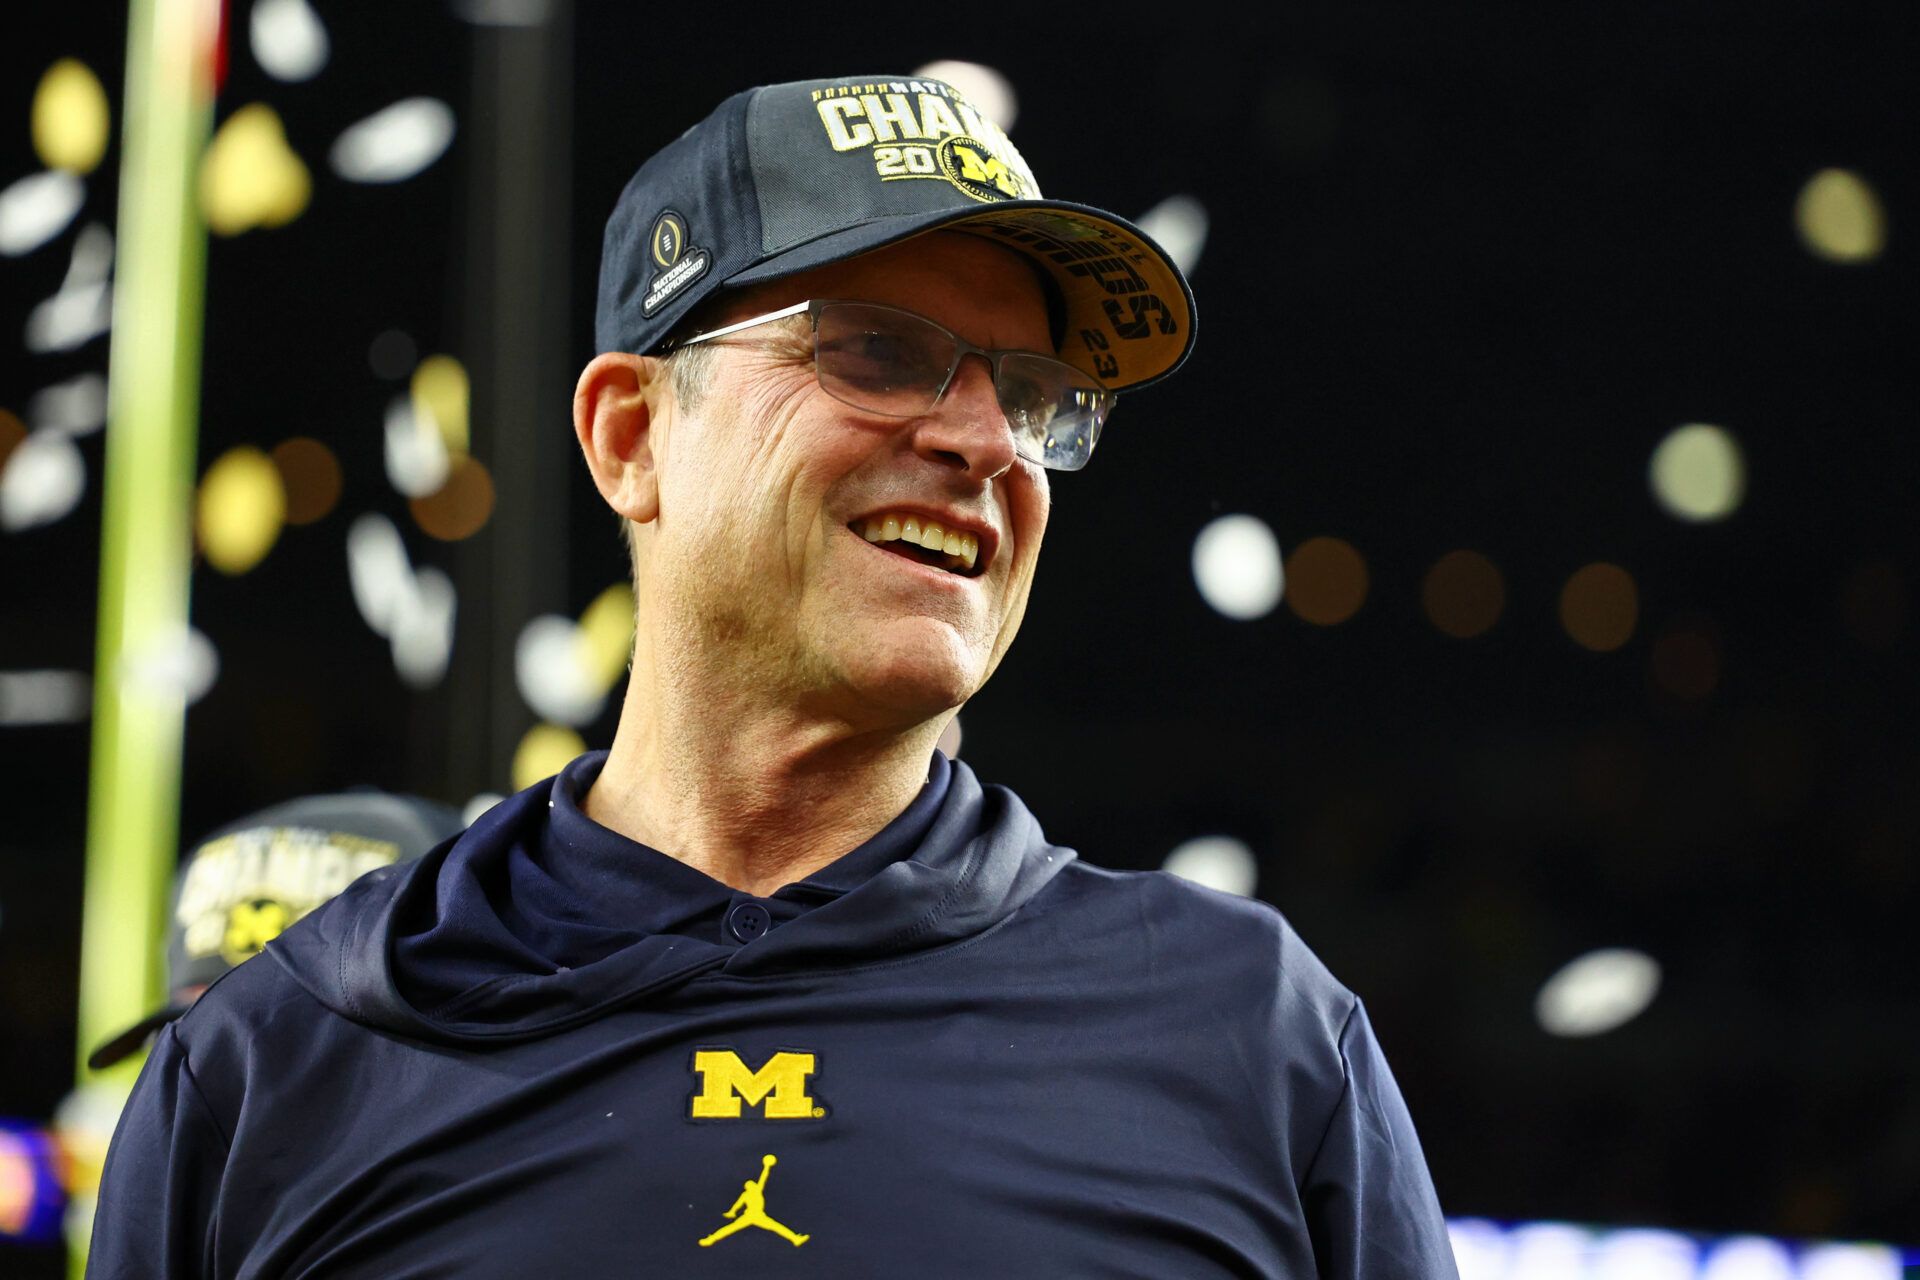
left=267, top=752, right=1074, bottom=1046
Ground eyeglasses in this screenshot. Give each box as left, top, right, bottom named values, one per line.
left=667, top=299, right=1114, bottom=471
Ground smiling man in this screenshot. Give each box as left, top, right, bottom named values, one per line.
left=90, top=76, right=1457, bottom=1278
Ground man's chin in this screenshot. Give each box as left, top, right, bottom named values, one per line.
left=827, top=631, right=984, bottom=723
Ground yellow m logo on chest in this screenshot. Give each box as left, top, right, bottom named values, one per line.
left=690, top=1050, right=826, bottom=1120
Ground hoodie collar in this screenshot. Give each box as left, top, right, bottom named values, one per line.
left=271, top=753, right=1072, bottom=1045
left=540, top=749, right=952, bottom=933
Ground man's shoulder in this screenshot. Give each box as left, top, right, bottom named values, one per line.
left=1041, top=857, right=1357, bottom=1028
left=169, top=938, right=330, bottom=1059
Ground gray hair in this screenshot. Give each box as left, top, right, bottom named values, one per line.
left=618, top=342, right=719, bottom=566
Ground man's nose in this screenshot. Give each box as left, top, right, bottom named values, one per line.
left=912, top=353, right=1017, bottom=480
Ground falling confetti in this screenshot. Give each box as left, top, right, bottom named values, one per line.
left=201, top=104, right=311, bottom=235
left=196, top=446, right=287, bottom=574
left=0, top=170, right=85, bottom=257
left=512, top=722, right=587, bottom=791
left=410, top=354, right=470, bottom=453
left=409, top=455, right=494, bottom=541
left=32, top=59, right=111, bottom=175
left=347, top=513, right=457, bottom=687
left=29, top=371, right=108, bottom=435
left=384, top=395, right=449, bottom=497
left=250, top=0, right=330, bottom=82
left=25, top=222, right=113, bottom=353
left=0, top=432, right=86, bottom=531
left=1135, top=195, right=1209, bottom=275
left=117, top=626, right=220, bottom=705
left=330, top=98, right=456, bottom=184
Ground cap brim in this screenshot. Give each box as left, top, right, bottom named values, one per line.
left=725, top=199, right=1195, bottom=393
left=86, top=1004, right=191, bottom=1071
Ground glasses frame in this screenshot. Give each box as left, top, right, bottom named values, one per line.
left=664, top=298, right=1112, bottom=471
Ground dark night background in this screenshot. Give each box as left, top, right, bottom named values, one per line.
left=2, top=2, right=1914, bottom=1273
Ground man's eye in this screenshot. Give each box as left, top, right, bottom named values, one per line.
left=858, top=333, right=910, bottom=362
left=822, top=331, right=943, bottom=388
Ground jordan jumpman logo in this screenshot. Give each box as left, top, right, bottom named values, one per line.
left=698, top=1154, right=810, bottom=1248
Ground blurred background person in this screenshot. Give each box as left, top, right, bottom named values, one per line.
left=83, top=789, right=465, bottom=1073
left=49, top=790, right=463, bottom=1257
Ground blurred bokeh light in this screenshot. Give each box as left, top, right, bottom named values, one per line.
left=0, top=408, right=25, bottom=468
left=513, top=722, right=587, bottom=791
left=910, top=61, right=1017, bottom=130
left=31, top=59, right=110, bottom=175
left=1798, top=1244, right=1902, bottom=1280
left=1422, top=549, right=1506, bottom=639
left=410, top=354, right=470, bottom=454
left=1161, top=835, right=1258, bottom=897
left=383, top=395, right=449, bottom=497
left=250, top=0, right=330, bottom=83
left=347, top=513, right=456, bottom=687
left=513, top=584, right=633, bottom=727
left=25, top=224, right=113, bottom=353
left=409, top=455, right=493, bottom=541
left=1794, top=169, right=1887, bottom=264
left=1535, top=947, right=1661, bottom=1037
left=577, top=583, right=636, bottom=692
left=1445, top=1223, right=1898, bottom=1280
left=1285, top=536, right=1368, bottom=626
left=1135, top=194, right=1208, bottom=276
left=0, top=170, right=84, bottom=256
left=1192, top=513, right=1284, bottom=620
left=1560, top=563, right=1639, bottom=652
left=196, top=446, right=287, bottom=575
left=1507, top=1221, right=1592, bottom=1278
left=29, top=372, right=105, bottom=434
left=329, top=98, right=456, bottom=184
left=200, top=104, right=311, bottom=236
left=1592, top=1229, right=1699, bottom=1280
left=118, top=626, right=219, bottom=705
left=0, top=431, right=84, bottom=531
left=1699, top=1237, right=1796, bottom=1280
left=0, top=671, right=90, bottom=727
left=1650, top=423, right=1745, bottom=523
left=515, top=615, right=601, bottom=726
left=269, top=436, right=342, bottom=526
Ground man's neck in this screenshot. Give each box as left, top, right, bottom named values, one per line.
left=581, top=673, right=945, bottom=897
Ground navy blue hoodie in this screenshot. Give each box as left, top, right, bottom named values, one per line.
left=90, top=753, right=1458, bottom=1278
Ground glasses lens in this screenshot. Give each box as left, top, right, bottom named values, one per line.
left=812, top=302, right=1113, bottom=471
left=996, top=353, right=1111, bottom=472
left=814, top=303, right=954, bottom=416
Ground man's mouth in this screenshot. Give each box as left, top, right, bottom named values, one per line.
left=850, top=512, right=982, bottom=576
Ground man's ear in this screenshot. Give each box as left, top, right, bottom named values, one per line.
left=573, top=352, right=669, bottom=525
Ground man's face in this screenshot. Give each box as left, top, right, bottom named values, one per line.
left=643, top=231, right=1053, bottom=725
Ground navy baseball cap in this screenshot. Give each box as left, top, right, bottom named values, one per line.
left=86, top=790, right=465, bottom=1070
left=596, top=74, right=1196, bottom=392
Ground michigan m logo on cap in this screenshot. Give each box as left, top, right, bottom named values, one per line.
left=689, top=1049, right=826, bottom=1120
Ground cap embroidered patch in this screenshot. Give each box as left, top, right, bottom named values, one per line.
left=808, top=80, right=1037, bottom=204
left=642, top=209, right=709, bottom=317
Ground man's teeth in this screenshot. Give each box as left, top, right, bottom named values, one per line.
left=858, top=513, right=979, bottom=570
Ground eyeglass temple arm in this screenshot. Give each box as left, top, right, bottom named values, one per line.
left=662, top=299, right=814, bottom=351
